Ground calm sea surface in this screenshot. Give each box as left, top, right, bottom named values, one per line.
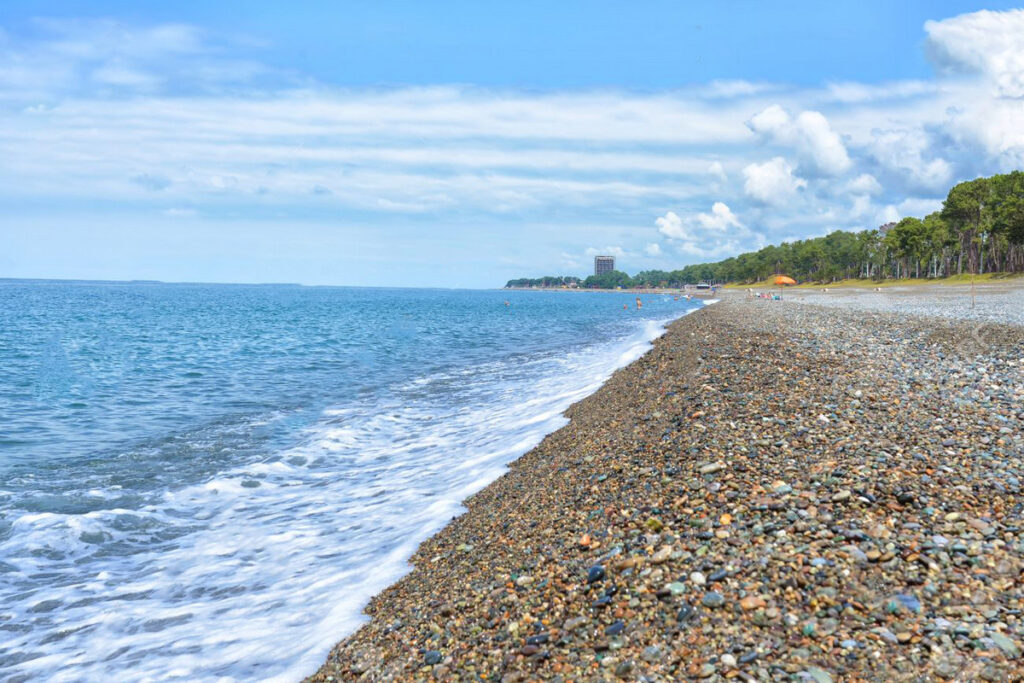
left=0, top=281, right=702, bottom=681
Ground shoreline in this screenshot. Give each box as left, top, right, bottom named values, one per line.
left=309, top=290, right=1024, bottom=681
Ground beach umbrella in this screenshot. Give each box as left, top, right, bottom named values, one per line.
left=774, top=275, right=796, bottom=286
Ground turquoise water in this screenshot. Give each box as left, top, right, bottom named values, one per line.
left=0, top=281, right=701, bottom=681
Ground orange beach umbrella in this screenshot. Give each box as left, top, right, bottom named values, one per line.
left=774, top=275, right=796, bottom=286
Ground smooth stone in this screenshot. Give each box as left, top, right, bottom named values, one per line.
left=605, top=620, right=625, bottom=636
left=650, top=546, right=672, bottom=564
left=894, top=593, right=922, bottom=614
left=689, top=571, right=707, bottom=586
left=805, top=667, right=834, bottom=683
left=739, top=595, right=765, bottom=610
left=676, top=604, right=696, bottom=623
left=614, top=660, right=634, bottom=678
left=641, top=645, right=662, bottom=662
left=587, top=565, right=606, bottom=583
left=990, top=632, right=1020, bottom=657
left=702, top=591, right=726, bottom=608
left=424, top=650, right=442, bottom=665
left=564, top=616, right=587, bottom=631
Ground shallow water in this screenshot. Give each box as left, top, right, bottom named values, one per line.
left=0, top=281, right=700, bottom=681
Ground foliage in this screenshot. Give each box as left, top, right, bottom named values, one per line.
left=505, top=171, right=1024, bottom=287
left=504, top=275, right=581, bottom=288
left=581, top=270, right=634, bottom=289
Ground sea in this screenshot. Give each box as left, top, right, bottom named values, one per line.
left=0, top=281, right=703, bottom=682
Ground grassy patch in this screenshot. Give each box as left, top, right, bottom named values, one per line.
left=727, top=272, right=1024, bottom=290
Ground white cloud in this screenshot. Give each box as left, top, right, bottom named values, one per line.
left=866, top=128, right=952, bottom=192
left=925, top=9, right=1024, bottom=97
left=742, top=157, right=807, bottom=204
left=845, top=173, right=882, bottom=196
left=644, top=243, right=662, bottom=257
left=560, top=252, right=582, bottom=269
left=704, top=80, right=782, bottom=98
left=824, top=80, right=936, bottom=103
left=850, top=194, right=873, bottom=219
left=701, top=202, right=742, bottom=231
left=748, top=105, right=851, bottom=176
left=898, top=197, right=944, bottom=217
left=585, top=246, right=627, bottom=258
left=708, top=160, right=727, bottom=181
left=878, top=205, right=901, bottom=224
left=656, top=203, right=742, bottom=240
left=655, top=203, right=759, bottom=258
left=655, top=211, right=686, bottom=240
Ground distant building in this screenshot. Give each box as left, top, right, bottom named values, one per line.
left=594, top=255, right=615, bottom=276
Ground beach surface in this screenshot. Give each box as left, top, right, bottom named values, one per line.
left=310, top=286, right=1024, bottom=681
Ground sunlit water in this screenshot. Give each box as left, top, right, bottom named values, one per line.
left=0, top=281, right=701, bottom=682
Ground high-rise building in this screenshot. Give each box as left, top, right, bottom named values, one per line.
left=594, top=255, right=615, bottom=275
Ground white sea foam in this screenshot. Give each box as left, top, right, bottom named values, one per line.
left=0, top=309, right=699, bottom=682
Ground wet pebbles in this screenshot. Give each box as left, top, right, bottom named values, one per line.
left=309, top=297, right=1024, bottom=681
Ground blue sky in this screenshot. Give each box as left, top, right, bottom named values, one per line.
left=3, top=2, right=1024, bottom=286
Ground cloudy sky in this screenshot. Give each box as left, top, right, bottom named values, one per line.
left=3, top=1, right=1024, bottom=287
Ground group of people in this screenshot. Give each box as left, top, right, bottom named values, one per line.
left=747, top=288, right=782, bottom=300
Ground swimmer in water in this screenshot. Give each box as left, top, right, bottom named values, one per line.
left=635, top=297, right=642, bottom=310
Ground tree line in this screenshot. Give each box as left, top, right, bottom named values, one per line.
left=504, top=276, right=581, bottom=288
left=700, top=170, right=1024, bottom=284
left=505, top=171, right=1024, bottom=288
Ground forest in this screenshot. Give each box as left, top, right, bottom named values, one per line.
left=505, top=171, right=1024, bottom=288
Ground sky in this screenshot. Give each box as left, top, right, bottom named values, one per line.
left=3, top=2, right=1024, bottom=287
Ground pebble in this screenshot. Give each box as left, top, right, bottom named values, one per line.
left=805, top=667, right=834, bottom=683
left=641, top=645, right=661, bottom=662
left=739, top=596, right=765, bottom=610
left=650, top=546, right=672, bottom=564
left=614, top=660, right=634, bottom=678
left=587, top=565, right=605, bottom=584
left=991, top=632, right=1021, bottom=658
left=701, top=591, right=725, bottom=608
left=605, top=620, right=625, bottom=636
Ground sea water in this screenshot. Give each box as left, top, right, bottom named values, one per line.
left=0, top=281, right=701, bottom=682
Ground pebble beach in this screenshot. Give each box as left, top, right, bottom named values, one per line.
left=310, top=287, right=1024, bottom=682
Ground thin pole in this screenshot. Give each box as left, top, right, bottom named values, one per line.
left=971, top=268, right=976, bottom=309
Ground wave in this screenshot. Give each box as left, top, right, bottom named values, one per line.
left=0, top=307, right=700, bottom=682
